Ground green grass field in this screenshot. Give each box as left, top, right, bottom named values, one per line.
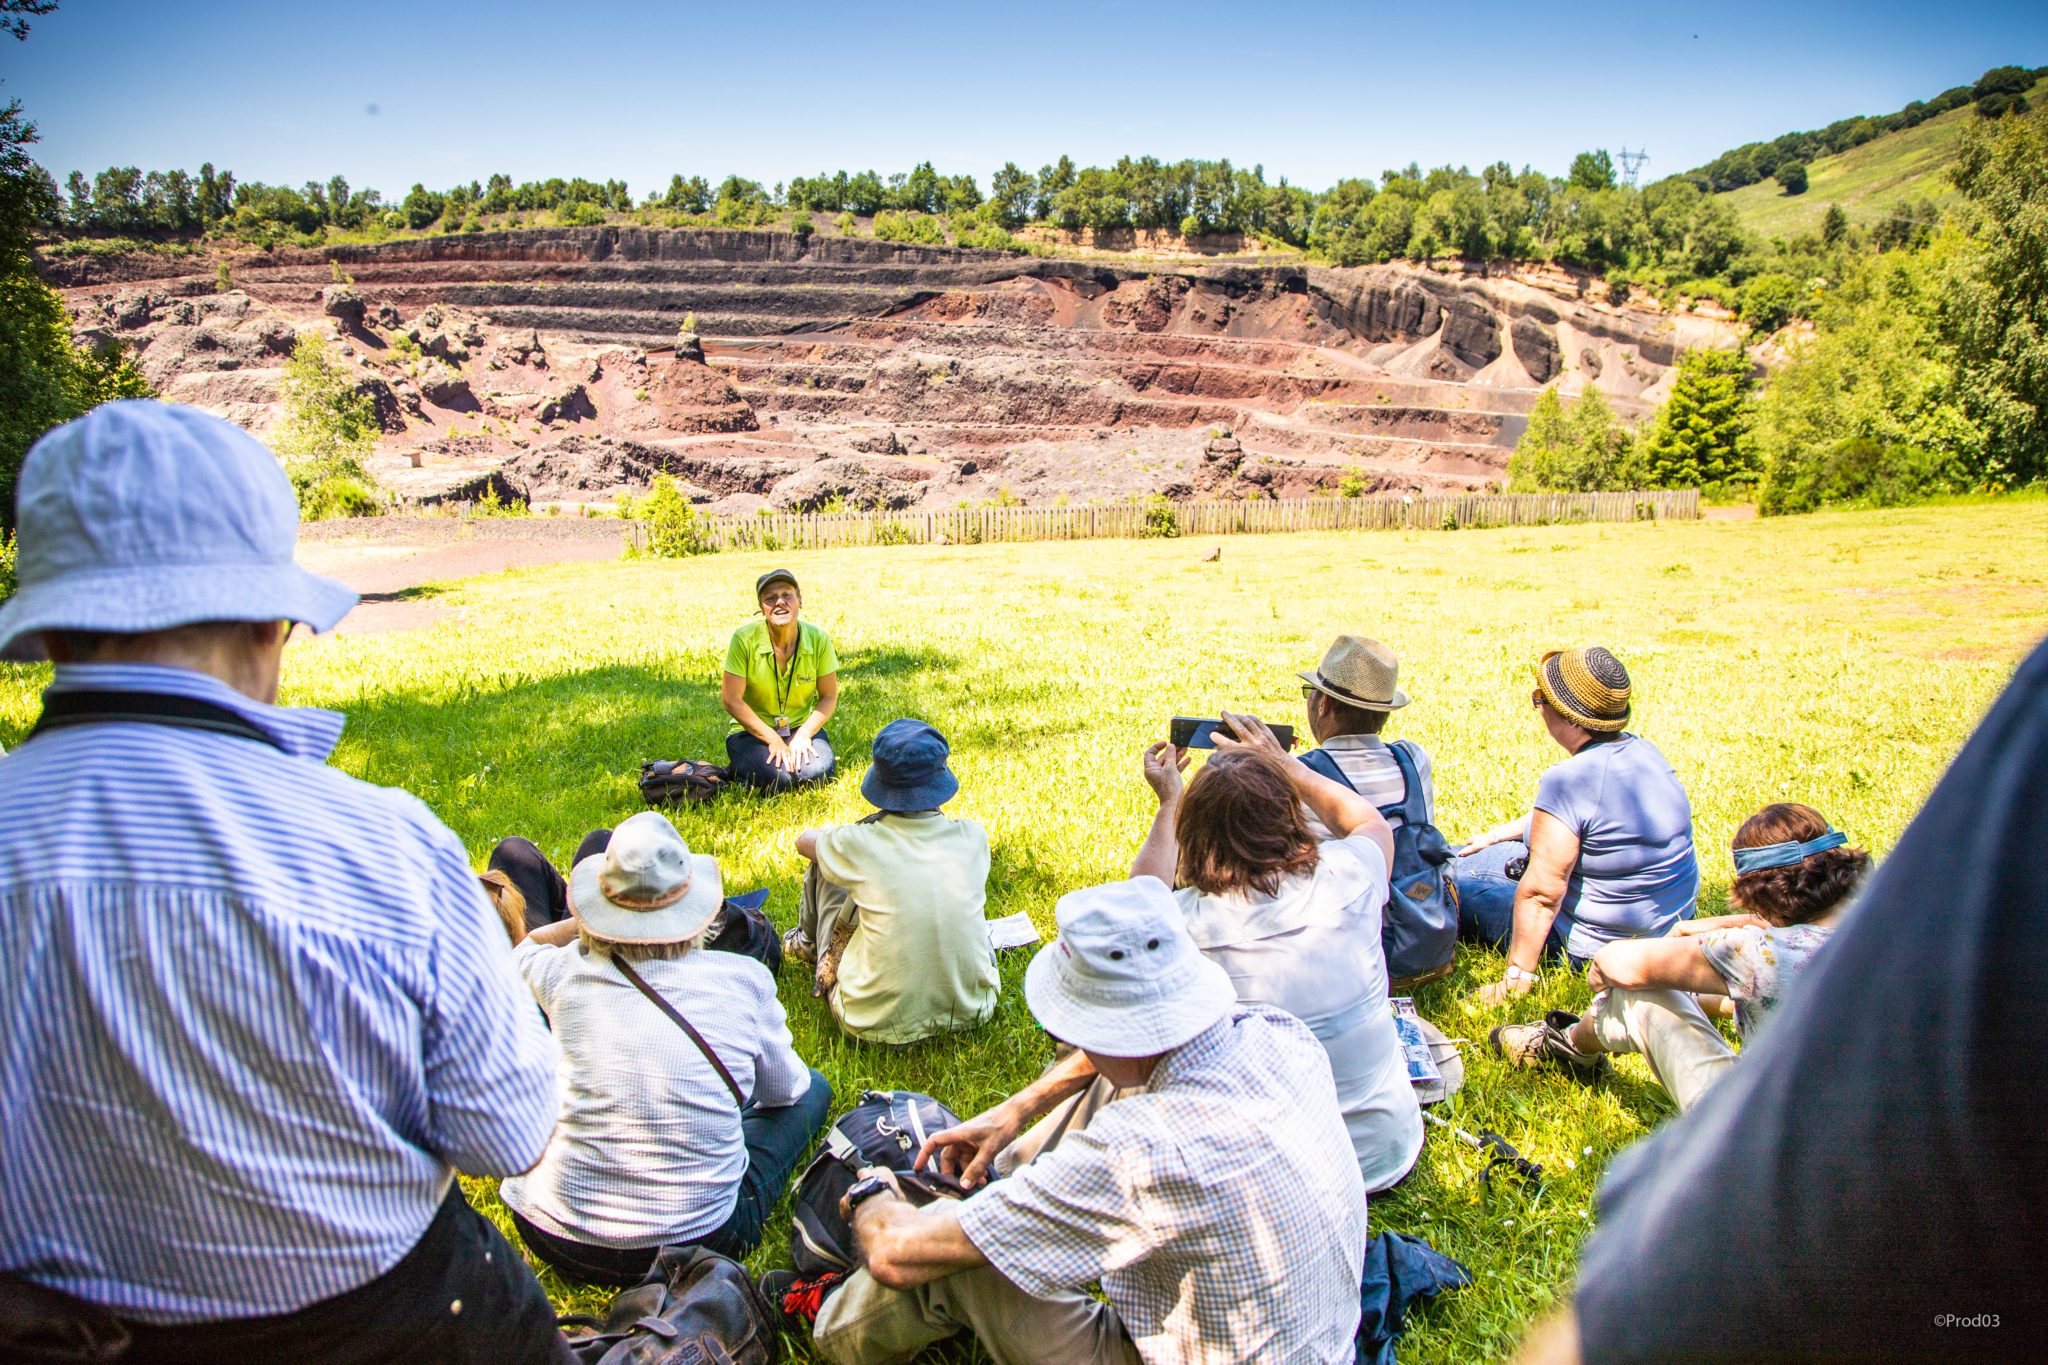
left=3, top=502, right=2043, bottom=1360
left=1714, top=78, right=2048, bottom=240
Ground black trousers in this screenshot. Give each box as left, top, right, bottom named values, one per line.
left=725, top=729, right=836, bottom=791
left=488, top=832, right=780, bottom=972
left=119, top=1186, right=571, bottom=1364
left=489, top=830, right=612, bottom=935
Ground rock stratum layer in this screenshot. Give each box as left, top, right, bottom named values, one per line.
left=55, top=228, right=1739, bottom=511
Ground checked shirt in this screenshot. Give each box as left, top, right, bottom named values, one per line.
left=956, top=1005, right=1368, bottom=1365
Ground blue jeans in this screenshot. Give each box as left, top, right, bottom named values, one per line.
left=512, top=1067, right=834, bottom=1287
left=726, top=729, right=836, bottom=791
left=1451, top=841, right=1581, bottom=968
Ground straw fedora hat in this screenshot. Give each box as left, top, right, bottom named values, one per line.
left=1299, top=635, right=1409, bottom=712
left=1535, top=646, right=1632, bottom=733
left=569, top=811, right=724, bottom=944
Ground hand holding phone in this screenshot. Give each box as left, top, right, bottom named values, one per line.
left=1170, top=716, right=1297, bottom=751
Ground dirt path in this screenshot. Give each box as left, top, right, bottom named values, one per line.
left=297, top=518, right=627, bottom=635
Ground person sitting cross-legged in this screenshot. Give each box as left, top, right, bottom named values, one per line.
left=788, top=719, right=999, bottom=1044
left=0, top=402, right=568, bottom=1364
left=1490, top=803, right=1866, bottom=1109
left=499, top=811, right=832, bottom=1287
left=788, top=877, right=1369, bottom=1365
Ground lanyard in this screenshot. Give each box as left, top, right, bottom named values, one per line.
left=768, top=629, right=802, bottom=723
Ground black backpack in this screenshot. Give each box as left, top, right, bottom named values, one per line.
left=562, top=1245, right=778, bottom=1365
left=788, top=1091, right=976, bottom=1278
left=641, top=760, right=730, bottom=806
left=1300, top=741, right=1457, bottom=987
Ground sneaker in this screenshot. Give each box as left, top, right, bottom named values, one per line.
left=758, top=1269, right=844, bottom=1332
left=781, top=926, right=815, bottom=966
left=1489, top=1009, right=1610, bottom=1083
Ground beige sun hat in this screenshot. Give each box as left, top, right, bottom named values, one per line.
left=1022, top=876, right=1237, bottom=1058
left=568, top=811, right=724, bottom=944
left=1299, top=635, right=1409, bottom=712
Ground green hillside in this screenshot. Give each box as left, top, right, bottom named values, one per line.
left=1716, top=75, right=2048, bottom=239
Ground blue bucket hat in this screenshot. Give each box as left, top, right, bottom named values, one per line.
left=862, top=719, right=960, bottom=812
left=0, top=401, right=359, bottom=661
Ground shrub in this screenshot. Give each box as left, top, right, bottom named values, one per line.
left=1140, top=493, right=1180, bottom=538
left=470, top=484, right=530, bottom=517
left=0, top=529, right=14, bottom=603
left=1777, top=161, right=1809, bottom=195
left=273, top=335, right=380, bottom=520
left=215, top=261, right=233, bottom=292
left=873, top=211, right=945, bottom=245
left=557, top=200, right=605, bottom=227
left=835, top=211, right=857, bottom=234
left=627, top=475, right=717, bottom=557
left=1740, top=273, right=1802, bottom=334
left=1339, top=471, right=1368, bottom=498
left=1762, top=436, right=1957, bottom=513
left=790, top=210, right=813, bottom=237
left=1508, top=385, right=1641, bottom=491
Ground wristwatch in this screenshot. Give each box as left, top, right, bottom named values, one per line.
left=1503, top=964, right=1541, bottom=985
left=846, top=1176, right=896, bottom=1212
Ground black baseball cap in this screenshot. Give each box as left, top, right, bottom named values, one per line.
left=755, top=568, right=799, bottom=597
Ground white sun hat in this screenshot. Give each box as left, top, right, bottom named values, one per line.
left=1023, top=875, right=1237, bottom=1058
left=0, top=400, right=360, bottom=661
left=569, top=811, right=725, bottom=944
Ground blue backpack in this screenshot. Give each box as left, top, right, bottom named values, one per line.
left=1299, top=741, right=1457, bottom=987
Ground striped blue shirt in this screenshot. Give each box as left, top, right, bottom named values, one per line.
left=0, top=664, right=562, bottom=1323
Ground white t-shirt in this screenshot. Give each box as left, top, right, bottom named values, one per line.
left=1172, top=835, right=1425, bottom=1192
left=499, top=941, right=811, bottom=1248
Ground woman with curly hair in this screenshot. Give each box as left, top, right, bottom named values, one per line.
left=1490, top=802, right=1868, bottom=1110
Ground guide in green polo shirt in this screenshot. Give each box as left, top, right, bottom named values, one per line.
left=719, top=568, right=841, bottom=790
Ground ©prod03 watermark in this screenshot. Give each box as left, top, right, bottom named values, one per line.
left=1934, top=1314, right=2000, bottom=1328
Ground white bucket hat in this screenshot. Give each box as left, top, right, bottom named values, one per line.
left=569, top=811, right=724, bottom=944
left=1023, top=876, right=1237, bottom=1058
left=0, top=401, right=360, bottom=661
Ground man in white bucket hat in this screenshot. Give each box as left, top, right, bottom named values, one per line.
left=499, top=812, right=830, bottom=1287
left=802, top=876, right=1368, bottom=1365
left=0, top=403, right=568, bottom=1362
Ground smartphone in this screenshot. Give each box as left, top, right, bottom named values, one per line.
left=1170, top=717, right=1296, bottom=751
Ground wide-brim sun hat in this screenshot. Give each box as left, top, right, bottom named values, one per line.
left=0, top=400, right=359, bottom=662
left=1535, top=645, right=1632, bottom=732
left=569, top=811, right=725, bottom=944
left=861, top=717, right=960, bottom=812
left=1299, top=634, right=1409, bottom=711
left=1023, top=876, right=1237, bottom=1058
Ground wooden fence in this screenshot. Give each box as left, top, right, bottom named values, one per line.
left=627, top=489, right=1699, bottom=554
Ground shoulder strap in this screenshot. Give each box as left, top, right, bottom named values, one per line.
left=611, top=956, right=746, bottom=1109
left=1299, top=746, right=1356, bottom=791
left=1383, top=740, right=1430, bottom=826
left=26, top=690, right=281, bottom=751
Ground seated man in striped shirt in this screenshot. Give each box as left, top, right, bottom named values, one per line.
left=0, top=403, right=568, bottom=1364
left=1294, top=634, right=1435, bottom=839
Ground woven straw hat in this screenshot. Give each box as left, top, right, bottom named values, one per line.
left=1299, top=635, right=1408, bottom=712
left=1535, top=646, right=1632, bottom=732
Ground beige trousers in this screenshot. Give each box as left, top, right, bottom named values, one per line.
left=1585, top=987, right=1738, bottom=1111
left=811, top=1071, right=1142, bottom=1365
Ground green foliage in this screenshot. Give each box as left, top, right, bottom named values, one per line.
left=1568, top=149, right=1616, bottom=192
left=470, top=484, right=531, bottom=518
left=1641, top=349, right=1758, bottom=490
left=789, top=210, right=813, bottom=237
left=1753, top=249, right=1982, bottom=513
left=0, top=529, right=14, bottom=603
left=1777, top=161, right=1808, bottom=195
left=274, top=335, right=380, bottom=521
left=1, top=97, right=153, bottom=529
left=1508, top=385, right=1641, bottom=491
left=1821, top=203, right=1849, bottom=247
left=1338, top=470, right=1368, bottom=498
left=1941, top=104, right=2048, bottom=486
left=834, top=211, right=856, bottom=235
left=1139, top=493, right=1180, bottom=538
left=625, top=475, right=716, bottom=558
left=1762, top=436, right=1956, bottom=513
left=556, top=200, right=605, bottom=227
left=872, top=211, right=945, bottom=245
left=1739, top=272, right=1801, bottom=334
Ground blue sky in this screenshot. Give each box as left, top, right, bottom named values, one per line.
left=6, top=0, right=2043, bottom=198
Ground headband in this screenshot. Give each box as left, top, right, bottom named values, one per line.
left=1732, top=830, right=1847, bottom=876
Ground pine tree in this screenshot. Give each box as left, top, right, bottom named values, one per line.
left=1506, top=386, right=1571, bottom=490
left=1642, top=349, right=1757, bottom=489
